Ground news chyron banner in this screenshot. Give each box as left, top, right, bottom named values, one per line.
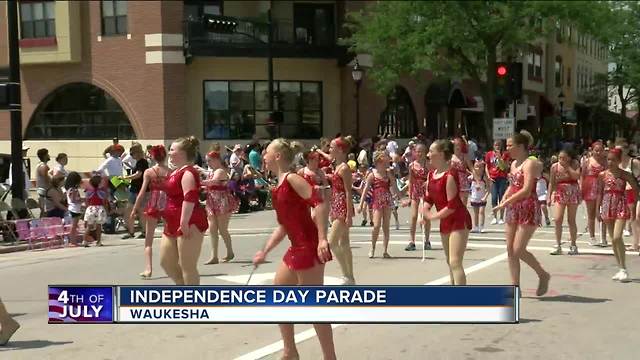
left=49, top=285, right=519, bottom=324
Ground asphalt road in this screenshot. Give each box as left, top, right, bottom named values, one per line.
left=1, top=205, right=639, bottom=359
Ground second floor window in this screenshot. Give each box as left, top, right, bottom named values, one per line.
left=20, top=1, right=56, bottom=39
left=555, top=56, right=563, bottom=88
left=102, top=0, right=128, bottom=36
left=527, top=48, right=542, bottom=80
left=293, top=3, right=335, bottom=47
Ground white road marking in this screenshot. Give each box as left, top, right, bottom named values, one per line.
left=232, top=252, right=508, bottom=360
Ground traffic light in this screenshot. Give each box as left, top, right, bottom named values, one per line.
left=203, top=14, right=238, bottom=34
left=495, top=62, right=523, bottom=101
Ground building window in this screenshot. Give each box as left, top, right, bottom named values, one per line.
left=293, top=3, right=335, bottom=47
left=20, top=1, right=56, bottom=39
left=203, top=80, right=322, bottom=139
left=527, top=48, right=543, bottom=80
left=102, top=1, right=128, bottom=36
left=26, top=83, right=135, bottom=140
left=555, top=56, right=563, bottom=88
left=379, top=86, right=417, bottom=138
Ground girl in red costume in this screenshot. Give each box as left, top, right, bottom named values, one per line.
left=327, top=136, right=356, bottom=285
left=130, top=145, right=170, bottom=279
left=494, top=131, right=550, bottom=296
left=253, top=138, right=335, bottom=360
left=360, top=150, right=399, bottom=258
left=451, top=137, right=473, bottom=205
left=203, top=143, right=239, bottom=265
left=581, top=141, right=606, bottom=246
left=596, top=148, right=639, bottom=282
left=423, top=140, right=471, bottom=285
left=161, top=136, right=208, bottom=285
left=298, top=149, right=330, bottom=229
left=403, top=143, right=432, bottom=251
left=616, top=138, right=640, bottom=254
left=548, top=149, right=581, bottom=255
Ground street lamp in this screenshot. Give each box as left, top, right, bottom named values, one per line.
left=558, top=90, right=565, bottom=138
left=352, top=60, right=364, bottom=137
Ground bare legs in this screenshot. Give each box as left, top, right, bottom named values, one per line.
left=140, top=216, right=158, bottom=278
left=0, top=297, right=20, bottom=345
left=160, top=226, right=204, bottom=285
left=408, top=200, right=430, bottom=246
left=585, top=200, right=598, bottom=241
left=205, top=213, right=234, bottom=265
left=328, top=220, right=355, bottom=283
left=606, top=219, right=627, bottom=270
left=440, top=230, right=468, bottom=285
left=370, top=208, right=391, bottom=257
left=274, top=262, right=336, bottom=360
left=505, top=223, right=550, bottom=295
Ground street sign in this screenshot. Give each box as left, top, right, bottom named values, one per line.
left=493, top=118, right=514, bottom=140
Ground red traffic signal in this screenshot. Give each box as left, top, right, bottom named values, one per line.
left=497, top=65, right=508, bottom=77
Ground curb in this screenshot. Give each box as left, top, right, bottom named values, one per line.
left=0, top=243, right=30, bottom=254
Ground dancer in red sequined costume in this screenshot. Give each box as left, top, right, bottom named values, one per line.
left=130, top=145, right=170, bottom=279
left=161, top=136, right=208, bottom=285
left=494, top=131, right=550, bottom=296
left=423, top=140, right=471, bottom=285
left=451, top=137, right=473, bottom=205
left=616, top=138, right=640, bottom=255
left=580, top=141, right=606, bottom=246
left=548, top=149, right=581, bottom=256
left=403, top=143, right=432, bottom=252
left=298, top=149, right=330, bottom=231
left=359, top=151, right=399, bottom=259
left=326, top=136, right=356, bottom=285
left=596, top=148, right=639, bottom=283
left=253, top=138, right=335, bottom=360
left=203, top=144, right=239, bottom=265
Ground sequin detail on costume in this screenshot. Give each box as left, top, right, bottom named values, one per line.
left=582, top=162, right=605, bottom=201
left=371, top=175, right=394, bottom=210
left=600, top=172, right=629, bottom=220
left=505, top=167, right=541, bottom=226
left=410, top=162, right=429, bottom=200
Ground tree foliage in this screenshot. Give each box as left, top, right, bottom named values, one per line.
left=343, top=1, right=614, bottom=141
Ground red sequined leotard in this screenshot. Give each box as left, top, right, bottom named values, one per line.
left=409, top=161, right=429, bottom=201
left=272, top=174, right=329, bottom=270
left=582, top=160, right=605, bottom=201
left=144, top=167, right=167, bottom=220
left=552, top=163, right=581, bottom=205
left=163, top=166, right=208, bottom=237
left=600, top=171, right=629, bottom=220
left=371, top=174, right=394, bottom=210
left=505, top=164, right=541, bottom=226
left=424, top=168, right=472, bottom=233
left=205, top=170, right=239, bottom=216
left=329, top=169, right=352, bottom=222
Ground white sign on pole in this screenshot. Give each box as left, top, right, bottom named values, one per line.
left=493, top=118, right=514, bottom=140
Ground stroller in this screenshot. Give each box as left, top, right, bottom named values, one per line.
left=102, top=176, right=129, bottom=234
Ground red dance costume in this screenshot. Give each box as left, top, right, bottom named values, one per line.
left=329, top=171, right=352, bottom=221
left=371, top=175, right=394, bottom=210
left=424, top=168, right=472, bottom=233
left=163, top=166, right=208, bottom=237
left=144, top=168, right=167, bottom=220
left=272, top=174, right=329, bottom=270
left=205, top=172, right=239, bottom=216
left=302, top=169, right=325, bottom=203
left=552, top=164, right=581, bottom=205
left=450, top=157, right=471, bottom=192
left=600, top=172, right=629, bottom=221
left=505, top=166, right=541, bottom=226
left=582, top=161, right=605, bottom=201
left=409, top=162, right=429, bottom=201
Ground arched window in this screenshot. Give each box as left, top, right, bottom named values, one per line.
left=26, top=82, right=135, bottom=140
left=378, top=86, right=417, bottom=138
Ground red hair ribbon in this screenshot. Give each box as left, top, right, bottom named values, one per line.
left=149, top=145, right=166, bottom=161
left=610, top=148, right=622, bottom=158
left=334, top=137, right=349, bottom=151
left=207, top=151, right=220, bottom=160
left=454, top=138, right=468, bottom=154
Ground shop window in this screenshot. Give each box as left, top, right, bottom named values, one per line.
left=203, top=80, right=322, bottom=139
left=379, top=86, right=417, bottom=138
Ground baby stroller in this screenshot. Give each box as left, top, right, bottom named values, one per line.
left=102, top=177, right=129, bottom=234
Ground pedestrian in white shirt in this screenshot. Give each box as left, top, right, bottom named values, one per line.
left=97, top=144, right=125, bottom=178
left=386, top=134, right=398, bottom=157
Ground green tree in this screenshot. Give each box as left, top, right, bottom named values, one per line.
left=343, top=1, right=612, bottom=141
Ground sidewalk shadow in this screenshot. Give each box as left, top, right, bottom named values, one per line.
left=0, top=340, right=72, bottom=351
left=9, top=313, right=27, bottom=318
left=532, top=294, right=611, bottom=303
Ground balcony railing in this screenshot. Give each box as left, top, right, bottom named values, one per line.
left=183, top=17, right=347, bottom=59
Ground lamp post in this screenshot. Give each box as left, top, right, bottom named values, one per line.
left=558, top=90, right=565, bottom=138
left=351, top=60, right=363, bottom=137
left=8, top=1, right=24, bottom=200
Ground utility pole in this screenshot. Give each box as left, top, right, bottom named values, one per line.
left=8, top=0, right=25, bottom=200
